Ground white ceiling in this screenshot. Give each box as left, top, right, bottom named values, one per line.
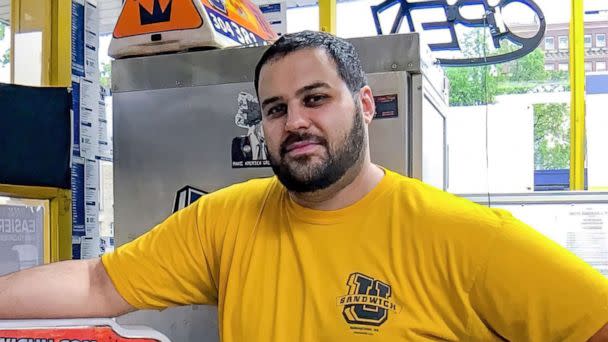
left=99, top=0, right=123, bottom=35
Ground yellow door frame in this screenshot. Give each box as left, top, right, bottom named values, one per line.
left=569, top=0, right=586, bottom=190
left=10, top=0, right=71, bottom=86
left=319, top=0, right=336, bottom=34
left=6, top=0, right=73, bottom=262
left=0, top=185, right=72, bottom=262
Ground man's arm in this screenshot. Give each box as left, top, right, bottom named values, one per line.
left=590, top=324, right=608, bottom=341
left=0, top=258, right=135, bottom=319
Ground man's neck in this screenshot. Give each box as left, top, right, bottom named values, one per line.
left=288, top=161, right=385, bottom=211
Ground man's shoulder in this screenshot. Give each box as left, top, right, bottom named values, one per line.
left=385, top=169, right=511, bottom=227
left=203, top=176, right=280, bottom=206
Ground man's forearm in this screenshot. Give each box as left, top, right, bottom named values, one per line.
left=0, top=258, right=134, bottom=319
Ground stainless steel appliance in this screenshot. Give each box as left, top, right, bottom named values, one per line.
left=111, top=33, right=448, bottom=341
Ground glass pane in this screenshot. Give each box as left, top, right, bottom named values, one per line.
left=597, top=33, right=606, bottom=47
left=98, top=34, right=115, bottom=254
left=0, top=19, right=10, bottom=83
left=545, top=36, right=555, bottom=50
left=558, top=35, right=569, bottom=50
left=0, top=196, right=49, bottom=276
left=585, top=34, right=593, bottom=47
left=584, top=2, right=608, bottom=190
left=287, top=6, right=319, bottom=33
left=443, top=0, right=572, bottom=194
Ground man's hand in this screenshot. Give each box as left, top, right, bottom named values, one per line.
left=0, top=258, right=135, bottom=319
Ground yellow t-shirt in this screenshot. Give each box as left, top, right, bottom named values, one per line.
left=102, top=169, right=608, bottom=341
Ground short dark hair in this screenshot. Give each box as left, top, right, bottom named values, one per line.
left=254, top=30, right=368, bottom=95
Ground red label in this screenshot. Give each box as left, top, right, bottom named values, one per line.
left=0, top=326, right=160, bottom=341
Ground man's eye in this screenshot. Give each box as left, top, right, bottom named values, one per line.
left=266, top=104, right=287, bottom=117
left=304, top=94, right=328, bottom=107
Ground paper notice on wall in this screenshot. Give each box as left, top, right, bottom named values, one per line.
left=72, top=235, right=82, bottom=260
left=80, top=78, right=99, bottom=160
left=85, top=159, right=99, bottom=238
left=84, top=1, right=99, bottom=79
left=71, top=0, right=85, bottom=77
left=0, top=205, right=44, bottom=276
left=98, top=98, right=111, bottom=161
left=259, top=2, right=286, bottom=37
left=506, top=203, right=608, bottom=276
left=71, top=76, right=81, bottom=156
left=562, top=206, right=608, bottom=275
left=100, top=236, right=115, bottom=255
left=81, top=236, right=100, bottom=259
left=71, top=157, right=86, bottom=237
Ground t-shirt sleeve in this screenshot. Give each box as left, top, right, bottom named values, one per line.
left=101, top=199, right=218, bottom=310
left=469, top=214, right=608, bottom=341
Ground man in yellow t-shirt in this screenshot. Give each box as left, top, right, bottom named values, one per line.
left=2, top=30, right=608, bottom=341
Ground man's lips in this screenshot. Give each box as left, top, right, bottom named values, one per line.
left=281, top=139, right=325, bottom=158
left=285, top=140, right=319, bottom=153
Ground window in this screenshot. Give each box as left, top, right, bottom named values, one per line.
left=0, top=22, right=10, bottom=83
left=597, top=61, right=607, bottom=71
left=0, top=196, right=49, bottom=276
left=559, top=63, right=569, bottom=71
left=597, top=34, right=606, bottom=48
left=545, top=64, right=556, bottom=71
left=559, top=36, right=569, bottom=50
left=545, top=36, right=555, bottom=50
left=585, top=62, right=593, bottom=71
left=584, top=34, right=592, bottom=48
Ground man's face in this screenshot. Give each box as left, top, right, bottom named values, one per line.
left=257, top=48, right=367, bottom=193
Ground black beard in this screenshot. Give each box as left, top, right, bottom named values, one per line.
left=268, top=105, right=365, bottom=193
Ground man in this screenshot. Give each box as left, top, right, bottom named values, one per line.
left=2, top=31, right=608, bottom=341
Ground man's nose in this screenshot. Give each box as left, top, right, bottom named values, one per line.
left=284, top=105, right=311, bottom=132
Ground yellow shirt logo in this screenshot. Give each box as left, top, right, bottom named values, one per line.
left=337, top=273, right=401, bottom=334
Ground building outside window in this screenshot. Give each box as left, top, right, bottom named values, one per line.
left=559, top=35, right=569, bottom=50
left=585, top=61, right=593, bottom=71
left=585, top=34, right=592, bottom=48
left=545, top=64, right=556, bottom=71
left=597, top=61, right=607, bottom=71
left=0, top=22, right=10, bottom=83
left=545, top=36, right=555, bottom=50
left=559, top=63, right=569, bottom=71
left=597, top=34, right=606, bottom=48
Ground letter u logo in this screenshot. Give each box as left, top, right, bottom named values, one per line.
left=342, top=273, right=391, bottom=326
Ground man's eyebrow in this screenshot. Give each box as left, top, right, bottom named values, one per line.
left=261, top=96, right=283, bottom=109
left=261, top=82, right=331, bottom=109
left=295, top=82, right=331, bottom=97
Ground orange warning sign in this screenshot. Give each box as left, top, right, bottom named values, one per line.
left=113, top=0, right=204, bottom=38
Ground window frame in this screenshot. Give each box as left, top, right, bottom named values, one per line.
left=584, top=34, right=592, bottom=48
left=596, top=34, right=606, bottom=48
left=558, top=35, right=569, bottom=50
left=545, top=36, right=555, bottom=50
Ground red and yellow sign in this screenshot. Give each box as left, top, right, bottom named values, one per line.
left=112, top=0, right=276, bottom=43
left=0, top=326, right=160, bottom=341
left=113, top=0, right=204, bottom=38
left=200, top=0, right=275, bottom=41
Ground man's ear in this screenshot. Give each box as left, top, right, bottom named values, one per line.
left=358, top=86, right=375, bottom=124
